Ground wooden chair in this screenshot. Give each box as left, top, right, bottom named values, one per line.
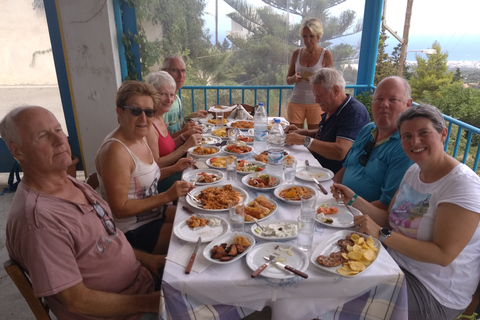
left=3, top=259, right=51, bottom=320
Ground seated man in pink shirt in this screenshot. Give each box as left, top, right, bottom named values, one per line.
left=0, top=106, right=161, bottom=320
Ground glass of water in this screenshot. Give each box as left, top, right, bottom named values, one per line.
left=229, top=203, right=245, bottom=232
left=216, top=111, right=224, bottom=127
left=226, top=155, right=237, bottom=180
left=283, top=158, right=297, bottom=184
left=297, top=215, right=314, bottom=251
left=227, top=128, right=238, bottom=144
left=300, top=193, right=316, bottom=218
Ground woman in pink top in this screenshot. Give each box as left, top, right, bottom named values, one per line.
left=286, top=18, right=333, bottom=129
left=145, top=71, right=202, bottom=167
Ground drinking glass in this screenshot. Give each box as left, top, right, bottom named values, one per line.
left=297, top=215, right=315, bottom=251
left=229, top=203, right=245, bottom=232
left=216, top=111, right=224, bottom=127
left=283, top=158, right=297, bottom=185
left=300, top=193, right=316, bottom=218
left=227, top=128, right=238, bottom=144
left=226, top=155, right=237, bottom=181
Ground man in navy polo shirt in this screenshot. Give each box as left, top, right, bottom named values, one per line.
left=286, top=68, right=370, bottom=173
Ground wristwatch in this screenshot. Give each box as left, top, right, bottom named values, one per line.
left=379, top=228, right=391, bottom=243
left=303, top=136, right=313, bottom=149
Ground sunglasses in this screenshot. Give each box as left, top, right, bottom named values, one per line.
left=93, top=202, right=117, bottom=236
left=122, top=106, right=156, bottom=118
left=358, top=140, right=375, bottom=166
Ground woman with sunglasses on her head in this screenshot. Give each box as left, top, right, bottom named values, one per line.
left=332, top=104, right=480, bottom=320
left=286, top=18, right=333, bottom=129
left=96, top=80, right=194, bottom=255
left=145, top=71, right=203, bottom=192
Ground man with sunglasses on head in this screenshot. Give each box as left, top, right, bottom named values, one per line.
left=285, top=68, right=370, bottom=173
left=333, top=76, right=414, bottom=209
left=1, top=106, right=161, bottom=320
left=161, top=54, right=208, bottom=136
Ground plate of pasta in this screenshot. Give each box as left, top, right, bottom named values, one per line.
left=186, top=184, right=249, bottom=212
left=273, top=185, right=317, bottom=205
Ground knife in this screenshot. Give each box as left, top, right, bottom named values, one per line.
left=185, top=236, right=202, bottom=274
left=305, top=160, right=328, bottom=195
left=263, top=256, right=308, bottom=279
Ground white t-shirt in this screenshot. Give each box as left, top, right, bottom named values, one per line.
left=388, top=163, right=480, bottom=309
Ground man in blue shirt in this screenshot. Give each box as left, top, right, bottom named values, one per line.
left=334, top=76, right=414, bottom=209
left=286, top=68, right=370, bottom=173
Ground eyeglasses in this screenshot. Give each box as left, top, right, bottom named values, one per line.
left=358, top=140, right=375, bottom=166
left=93, top=202, right=117, bottom=236
left=122, top=106, right=156, bottom=118
left=166, top=68, right=186, bottom=75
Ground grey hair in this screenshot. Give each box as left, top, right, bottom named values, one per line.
left=310, top=68, right=345, bottom=91
left=299, top=18, right=324, bottom=39
left=144, top=71, right=177, bottom=92
left=397, top=104, right=446, bottom=133
left=376, top=76, right=412, bottom=101
left=0, top=105, right=42, bottom=147
left=162, top=54, right=185, bottom=69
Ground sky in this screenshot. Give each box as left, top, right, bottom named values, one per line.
left=202, top=0, right=480, bottom=61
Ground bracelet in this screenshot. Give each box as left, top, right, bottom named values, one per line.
left=180, top=133, right=187, bottom=142
left=306, top=138, right=313, bottom=149
left=348, top=194, right=358, bottom=206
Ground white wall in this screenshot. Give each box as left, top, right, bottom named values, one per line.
left=56, top=0, right=122, bottom=174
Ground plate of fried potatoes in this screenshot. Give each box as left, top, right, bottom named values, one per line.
left=310, top=230, right=381, bottom=277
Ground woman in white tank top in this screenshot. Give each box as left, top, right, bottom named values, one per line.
left=286, top=18, right=333, bottom=129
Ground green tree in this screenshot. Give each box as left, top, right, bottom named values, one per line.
left=223, top=0, right=361, bottom=85
left=452, top=67, right=463, bottom=84
left=409, top=41, right=453, bottom=101
left=374, top=27, right=396, bottom=85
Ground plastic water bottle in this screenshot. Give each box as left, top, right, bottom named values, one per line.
left=253, top=103, right=268, bottom=154
left=267, top=118, right=285, bottom=175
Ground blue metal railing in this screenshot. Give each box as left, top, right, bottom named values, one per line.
left=179, top=85, right=480, bottom=173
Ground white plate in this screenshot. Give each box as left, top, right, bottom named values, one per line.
left=246, top=242, right=309, bottom=279
left=226, top=120, right=255, bottom=131
left=310, top=230, right=381, bottom=277
left=236, top=134, right=254, bottom=144
left=296, top=166, right=334, bottom=182
left=241, top=173, right=283, bottom=191
left=222, top=144, right=253, bottom=156
left=244, top=196, right=278, bottom=223
left=206, top=156, right=227, bottom=169
left=203, top=232, right=256, bottom=264
left=236, top=160, right=266, bottom=175
left=182, top=169, right=224, bottom=185
left=186, top=184, right=249, bottom=212
left=187, top=145, right=221, bottom=159
left=273, top=184, right=317, bottom=205
left=314, top=198, right=362, bottom=228
left=250, top=219, right=298, bottom=240
left=174, top=214, right=229, bottom=243
left=201, top=135, right=222, bottom=145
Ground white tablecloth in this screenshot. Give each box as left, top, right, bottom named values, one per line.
left=161, top=145, right=407, bottom=320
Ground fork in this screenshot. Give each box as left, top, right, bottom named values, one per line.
left=251, top=253, right=279, bottom=278
left=252, top=217, right=265, bottom=232
left=187, top=192, right=203, bottom=207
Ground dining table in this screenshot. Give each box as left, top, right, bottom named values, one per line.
left=158, top=129, right=408, bottom=320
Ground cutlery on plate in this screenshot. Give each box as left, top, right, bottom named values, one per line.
left=251, top=253, right=279, bottom=278
left=185, top=236, right=202, bottom=274
left=187, top=192, right=203, bottom=207
left=263, top=256, right=308, bottom=279
left=342, top=199, right=362, bottom=217
left=252, top=217, right=265, bottom=232
left=305, top=160, right=328, bottom=195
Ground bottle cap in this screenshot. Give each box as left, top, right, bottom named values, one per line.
left=258, top=103, right=264, bottom=106
left=274, top=118, right=281, bottom=123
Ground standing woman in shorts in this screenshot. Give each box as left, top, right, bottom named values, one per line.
left=286, top=18, right=333, bottom=129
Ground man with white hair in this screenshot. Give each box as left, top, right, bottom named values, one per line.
left=286, top=68, right=370, bottom=173
left=1, top=106, right=161, bottom=320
